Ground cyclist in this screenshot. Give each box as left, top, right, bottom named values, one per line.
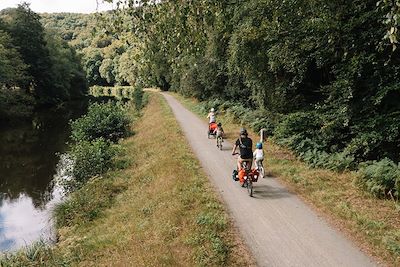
left=207, top=108, right=216, bottom=124
left=214, top=122, right=224, bottom=146
left=232, top=128, right=253, bottom=173
left=253, top=142, right=264, bottom=170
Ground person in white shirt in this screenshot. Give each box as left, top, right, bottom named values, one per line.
left=207, top=108, right=216, bottom=124
left=253, top=142, right=264, bottom=168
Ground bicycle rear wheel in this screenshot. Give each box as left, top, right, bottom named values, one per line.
left=247, top=180, right=253, bottom=197
left=218, top=137, right=223, bottom=150
left=257, top=162, right=265, bottom=178
left=260, top=166, right=265, bottom=178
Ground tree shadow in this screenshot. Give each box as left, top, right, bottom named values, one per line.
left=252, top=184, right=292, bottom=199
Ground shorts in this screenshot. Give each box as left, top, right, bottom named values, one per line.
left=238, top=156, right=252, bottom=162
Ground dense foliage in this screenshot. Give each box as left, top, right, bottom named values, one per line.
left=95, top=0, right=400, bottom=198
left=0, top=4, right=86, bottom=119
left=0, top=88, right=34, bottom=119
left=66, top=100, right=133, bottom=190
left=70, top=102, right=131, bottom=142
left=41, top=13, right=144, bottom=87
left=68, top=138, right=118, bottom=189
left=91, top=0, right=400, bottom=162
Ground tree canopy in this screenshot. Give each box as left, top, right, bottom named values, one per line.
left=97, top=0, right=400, bottom=165
left=0, top=3, right=87, bottom=114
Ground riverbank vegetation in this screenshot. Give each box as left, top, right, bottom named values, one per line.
left=0, top=93, right=253, bottom=266
left=0, top=4, right=86, bottom=120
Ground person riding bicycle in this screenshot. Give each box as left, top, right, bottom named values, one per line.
left=253, top=142, right=264, bottom=169
left=213, top=122, right=224, bottom=138
left=213, top=122, right=224, bottom=146
left=232, top=128, right=253, bottom=172
left=207, top=108, right=216, bottom=124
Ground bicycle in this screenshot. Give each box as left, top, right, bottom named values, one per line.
left=255, top=159, right=265, bottom=178
left=232, top=153, right=258, bottom=197
left=216, top=135, right=223, bottom=150
left=241, top=161, right=253, bottom=196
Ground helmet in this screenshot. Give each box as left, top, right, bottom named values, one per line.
left=217, top=122, right=222, bottom=126
left=210, top=108, right=215, bottom=112
left=256, top=142, right=263, bottom=149
left=240, top=128, right=247, bottom=136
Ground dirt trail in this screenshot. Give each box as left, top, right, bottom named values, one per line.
left=162, top=93, right=378, bottom=267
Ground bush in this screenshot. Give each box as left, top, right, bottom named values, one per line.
left=70, top=102, right=131, bottom=143
left=358, top=158, right=400, bottom=199
left=66, top=138, right=118, bottom=190
left=132, top=87, right=144, bottom=110
left=274, top=112, right=322, bottom=142
left=301, top=149, right=355, bottom=172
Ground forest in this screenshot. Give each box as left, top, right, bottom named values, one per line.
left=41, top=12, right=143, bottom=87
left=0, top=4, right=86, bottom=120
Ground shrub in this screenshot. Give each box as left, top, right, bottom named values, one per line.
left=70, top=102, right=131, bottom=143
left=301, top=149, right=355, bottom=172
left=132, top=87, right=144, bottom=110
left=66, top=138, right=118, bottom=190
left=274, top=112, right=322, bottom=141
left=358, top=158, right=400, bottom=199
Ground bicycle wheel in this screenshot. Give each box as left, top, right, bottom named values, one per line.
left=260, top=165, right=265, bottom=178
left=257, top=162, right=265, bottom=178
left=247, top=179, right=253, bottom=197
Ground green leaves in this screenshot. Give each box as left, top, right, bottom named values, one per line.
left=358, top=158, right=400, bottom=199
left=70, top=102, right=131, bottom=143
left=377, top=0, right=400, bottom=50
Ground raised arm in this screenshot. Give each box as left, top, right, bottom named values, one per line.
left=232, top=144, right=238, bottom=155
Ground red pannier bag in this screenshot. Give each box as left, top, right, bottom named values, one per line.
left=251, top=169, right=260, bottom=182
left=209, top=122, right=217, bottom=132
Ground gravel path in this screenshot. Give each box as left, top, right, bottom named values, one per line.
left=163, top=93, right=377, bottom=267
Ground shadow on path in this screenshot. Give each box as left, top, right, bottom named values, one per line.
left=252, top=184, right=292, bottom=199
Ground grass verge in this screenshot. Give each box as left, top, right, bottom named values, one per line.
left=0, top=93, right=254, bottom=266
left=172, top=92, right=400, bottom=266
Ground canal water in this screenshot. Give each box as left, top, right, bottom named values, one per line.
left=0, top=100, right=88, bottom=252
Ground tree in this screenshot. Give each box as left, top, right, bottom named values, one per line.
left=5, top=3, right=54, bottom=101
left=0, top=29, right=29, bottom=88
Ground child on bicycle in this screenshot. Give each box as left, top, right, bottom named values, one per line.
left=213, top=122, right=224, bottom=145
left=253, top=142, right=264, bottom=169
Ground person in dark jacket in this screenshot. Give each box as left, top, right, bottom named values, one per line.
left=232, top=128, right=253, bottom=171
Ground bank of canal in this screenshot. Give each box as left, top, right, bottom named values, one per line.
left=0, top=100, right=88, bottom=252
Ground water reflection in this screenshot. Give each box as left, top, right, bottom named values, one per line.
left=0, top=100, right=88, bottom=252
left=0, top=190, right=59, bottom=251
